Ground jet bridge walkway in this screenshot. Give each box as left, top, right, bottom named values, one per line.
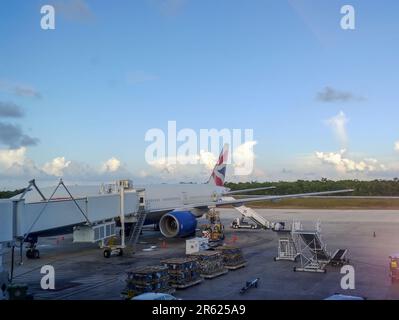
left=1, top=179, right=145, bottom=260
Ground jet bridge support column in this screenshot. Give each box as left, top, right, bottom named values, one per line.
left=0, top=200, right=13, bottom=294
left=0, top=243, right=8, bottom=300
left=120, top=186, right=126, bottom=249
left=0, top=244, right=3, bottom=273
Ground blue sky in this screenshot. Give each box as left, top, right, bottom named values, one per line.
left=0, top=0, right=399, bottom=188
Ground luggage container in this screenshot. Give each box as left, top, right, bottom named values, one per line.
left=215, top=246, right=247, bottom=270
left=188, top=251, right=228, bottom=279
left=161, top=257, right=203, bottom=289
left=121, top=265, right=174, bottom=299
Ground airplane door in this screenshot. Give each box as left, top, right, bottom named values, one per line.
left=138, top=190, right=146, bottom=210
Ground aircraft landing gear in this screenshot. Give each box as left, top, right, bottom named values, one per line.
left=26, top=249, right=40, bottom=259
left=103, top=247, right=123, bottom=258
left=26, top=241, right=40, bottom=259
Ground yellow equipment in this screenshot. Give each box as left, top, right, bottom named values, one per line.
left=389, top=254, right=399, bottom=283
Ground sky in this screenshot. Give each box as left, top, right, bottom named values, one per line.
left=0, top=0, right=399, bottom=189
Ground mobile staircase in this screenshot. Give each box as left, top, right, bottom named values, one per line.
left=126, top=208, right=147, bottom=253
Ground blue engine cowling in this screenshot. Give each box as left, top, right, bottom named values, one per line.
left=159, top=211, right=197, bottom=238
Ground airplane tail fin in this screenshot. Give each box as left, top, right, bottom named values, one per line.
left=207, top=144, right=229, bottom=186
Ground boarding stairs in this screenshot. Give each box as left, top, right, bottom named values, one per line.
left=234, top=205, right=272, bottom=229
left=293, top=228, right=331, bottom=273
left=126, top=208, right=147, bottom=251
left=274, top=229, right=300, bottom=261
left=221, top=196, right=272, bottom=229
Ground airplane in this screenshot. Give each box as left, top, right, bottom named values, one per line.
left=13, top=144, right=353, bottom=258
left=147, top=144, right=353, bottom=238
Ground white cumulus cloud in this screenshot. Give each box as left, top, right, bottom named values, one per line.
left=315, top=149, right=386, bottom=173
left=395, top=141, right=399, bottom=152
left=232, top=141, right=257, bottom=176
left=101, top=157, right=121, bottom=173
left=42, top=157, right=72, bottom=177
left=0, top=147, right=26, bottom=169
left=146, top=141, right=258, bottom=180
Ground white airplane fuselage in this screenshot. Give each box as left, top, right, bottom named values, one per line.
left=142, top=184, right=225, bottom=210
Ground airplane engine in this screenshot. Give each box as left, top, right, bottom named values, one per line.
left=159, top=211, right=197, bottom=238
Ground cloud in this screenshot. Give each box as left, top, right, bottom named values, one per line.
left=146, top=150, right=219, bottom=181
left=0, top=147, right=42, bottom=178
left=232, top=141, right=257, bottom=176
left=0, top=122, right=39, bottom=148
left=54, top=0, right=94, bottom=22
left=147, top=154, right=203, bottom=174
left=317, top=86, right=364, bottom=103
left=14, top=86, right=42, bottom=99
left=126, top=71, right=159, bottom=85
left=0, top=102, right=24, bottom=118
left=326, top=111, right=348, bottom=148
left=315, top=149, right=386, bottom=173
left=42, top=157, right=72, bottom=176
left=0, top=149, right=133, bottom=186
left=199, top=150, right=218, bottom=170
left=101, top=157, right=121, bottom=173
left=146, top=141, right=258, bottom=181
left=0, top=80, right=42, bottom=99
left=0, top=147, right=26, bottom=168
left=395, top=141, right=399, bottom=152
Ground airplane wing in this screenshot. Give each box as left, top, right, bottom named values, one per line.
left=147, top=189, right=354, bottom=213
left=211, top=189, right=354, bottom=207
left=223, top=186, right=276, bottom=195
left=156, top=189, right=353, bottom=211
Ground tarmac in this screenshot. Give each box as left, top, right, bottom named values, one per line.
left=3, top=208, right=399, bottom=300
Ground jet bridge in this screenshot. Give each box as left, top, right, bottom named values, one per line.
left=2, top=179, right=145, bottom=261
left=15, top=189, right=141, bottom=239
left=0, top=200, right=14, bottom=293
left=0, top=200, right=13, bottom=244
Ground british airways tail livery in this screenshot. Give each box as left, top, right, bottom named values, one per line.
left=208, top=143, right=228, bottom=187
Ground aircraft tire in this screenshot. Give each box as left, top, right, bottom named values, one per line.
left=103, top=249, right=111, bottom=258
left=33, top=249, right=40, bottom=259
left=26, top=250, right=33, bottom=259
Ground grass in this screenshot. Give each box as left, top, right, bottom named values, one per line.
left=243, top=198, right=399, bottom=210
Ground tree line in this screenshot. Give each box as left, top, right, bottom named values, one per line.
left=0, top=189, right=25, bottom=199
left=225, top=179, right=399, bottom=196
